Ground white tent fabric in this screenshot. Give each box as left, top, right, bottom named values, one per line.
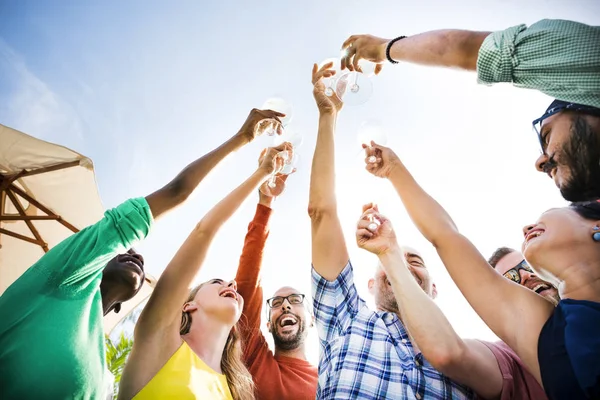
left=0, top=123, right=153, bottom=333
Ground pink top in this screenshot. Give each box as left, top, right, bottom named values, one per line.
left=479, top=341, right=547, bottom=400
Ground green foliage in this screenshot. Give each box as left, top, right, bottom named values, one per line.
left=105, top=332, right=134, bottom=398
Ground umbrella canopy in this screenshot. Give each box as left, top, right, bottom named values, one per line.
left=0, top=123, right=154, bottom=332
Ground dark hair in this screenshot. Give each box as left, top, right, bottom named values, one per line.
left=488, top=247, right=516, bottom=268
left=558, top=114, right=600, bottom=201
left=569, top=200, right=600, bottom=221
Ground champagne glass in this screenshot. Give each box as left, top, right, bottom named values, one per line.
left=255, top=97, right=293, bottom=136
left=336, top=60, right=377, bottom=106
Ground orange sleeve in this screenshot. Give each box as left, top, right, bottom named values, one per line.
left=235, top=204, right=272, bottom=340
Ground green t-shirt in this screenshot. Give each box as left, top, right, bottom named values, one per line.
left=0, top=198, right=153, bottom=400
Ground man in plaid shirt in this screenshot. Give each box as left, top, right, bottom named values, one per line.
left=307, top=62, right=474, bottom=399
left=340, top=19, right=600, bottom=202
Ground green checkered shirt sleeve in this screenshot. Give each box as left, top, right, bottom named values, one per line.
left=476, top=19, right=600, bottom=108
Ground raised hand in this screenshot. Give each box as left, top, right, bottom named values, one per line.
left=258, top=142, right=292, bottom=176
left=312, top=62, right=345, bottom=115
left=363, top=141, right=401, bottom=179
left=355, top=204, right=398, bottom=255
left=257, top=144, right=295, bottom=204
left=341, top=35, right=388, bottom=74
left=237, top=108, right=286, bottom=144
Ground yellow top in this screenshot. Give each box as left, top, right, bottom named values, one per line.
left=133, top=341, right=233, bottom=400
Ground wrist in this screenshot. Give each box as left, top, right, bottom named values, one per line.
left=319, top=110, right=337, bottom=119
left=258, top=195, right=273, bottom=208
left=232, top=131, right=251, bottom=146
left=377, top=242, right=402, bottom=260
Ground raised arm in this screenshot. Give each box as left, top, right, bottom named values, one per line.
left=363, top=142, right=554, bottom=383
left=145, top=108, right=285, bottom=220
left=355, top=209, right=503, bottom=399
left=307, top=63, right=349, bottom=281
left=341, top=30, right=489, bottom=72
left=135, top=144, right=287, bottom=339
left=342, top=20, right=600, bottom=107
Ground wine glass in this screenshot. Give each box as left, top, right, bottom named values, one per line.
left=318, top=58, right=340, bottom=97
left=273, top=127, right=303, bottom=149
left=259, top=149, right=297, bottom=197
left=255, top=97, right=293, bottom=136
left=336, top=60, right=377, bottom=106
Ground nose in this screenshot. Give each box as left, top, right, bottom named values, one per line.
left=227, top=280, right=237, bottom=291
left=535, top=153, right=548, bottom=173
left=280, top=299, right=292, bottom=310
left=522, top=224, right=536, bottom=237
left=520, top=269, right=535, bottom=284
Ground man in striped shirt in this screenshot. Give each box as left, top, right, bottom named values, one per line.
left=307, top=62, right=474, bottom=399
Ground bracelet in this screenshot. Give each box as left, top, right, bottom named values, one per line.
left=386, top=36, right=407, bottom=64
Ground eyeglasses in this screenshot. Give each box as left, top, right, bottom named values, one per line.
left=502, top=260, right=534, bottom=284
left=266, top=294, right=305, bottom=308
left=532, top=103, right=600, bottom=153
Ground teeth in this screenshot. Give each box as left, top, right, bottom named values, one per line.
left=280, top=317, right=297, bottom=327
left=533, top=284, right=548, bottom=293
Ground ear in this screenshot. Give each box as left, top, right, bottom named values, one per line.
left=266, top=320, right=272, bottom=332
left=368, top=278, right=375, bottom=295
left=310, top=314, right=316, bottom=328
left=182, top=302, right=198, bottom=313
left=431, top=283, right=438, bottom=300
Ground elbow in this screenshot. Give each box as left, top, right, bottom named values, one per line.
left=163, top=178, right=191, bottom=207
left=424, top=341, right=467, bottom=373
left=429, top=227, right=461, bottom=250
left=307, top=202, right=337, bottom=222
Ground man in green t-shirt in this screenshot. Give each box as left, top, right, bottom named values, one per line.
left=0, top=108, right=284, bottom=400
left=339, top=19, right=600, bottom=201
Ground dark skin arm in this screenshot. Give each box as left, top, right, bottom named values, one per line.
left=145, top=108, right=285, bottom=220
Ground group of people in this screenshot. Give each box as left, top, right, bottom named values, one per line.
left=0, top=17, right=599, bottom=400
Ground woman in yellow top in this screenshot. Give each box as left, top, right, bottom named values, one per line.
left=118, top=135, right=290, bottom=400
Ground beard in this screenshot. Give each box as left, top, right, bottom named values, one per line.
left=270, top=313, right=306, bottom=351
left=557, top=116, right=600, bottom=201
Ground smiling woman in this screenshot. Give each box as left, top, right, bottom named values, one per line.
left=116, top=144, right=287, bottom=400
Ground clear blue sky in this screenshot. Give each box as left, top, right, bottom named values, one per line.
left=2, top=0, right=599, bottom=360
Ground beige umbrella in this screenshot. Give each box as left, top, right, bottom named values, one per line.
left=0, top=123, right=154, bottom=333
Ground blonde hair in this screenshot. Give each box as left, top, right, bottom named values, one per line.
left=180, top=284, right=255, bottom=400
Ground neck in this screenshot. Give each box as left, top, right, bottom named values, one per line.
left=182, top=313, right=232, bottom=373
left=558, top=261, right=600, bottom=302
left=274, top=342, right=309, bottom=361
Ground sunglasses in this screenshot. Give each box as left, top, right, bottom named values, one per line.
left=532, top=103, right=600, bottom=153
left=266, top=294, right=305, bottom=309
left=502, top=260, right=534, bottom=284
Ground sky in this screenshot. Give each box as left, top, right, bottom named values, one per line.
left=1, top=0, right=599, bottom=364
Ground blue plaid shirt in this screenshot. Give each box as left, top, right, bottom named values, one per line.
left=312, top=262, right=474, bottom=399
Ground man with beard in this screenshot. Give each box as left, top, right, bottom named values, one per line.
left=339, top=20, right=600, bottom=201
left=0, top=108, right=284, bottom=400
left=308, top=62, right=473, bottom=399
left=235, top=167, right=318, bottom=400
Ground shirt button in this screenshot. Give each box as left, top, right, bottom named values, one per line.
left=416, top=393, right=422, bottom=399
left=415, top=359, right=421, bottom=367
left=401, top=339, right=408, bottom=344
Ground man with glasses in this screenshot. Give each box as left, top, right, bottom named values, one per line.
left=340, top=19, right=600, bottom=201
left=488, top=247, right=559, bottom=304
left=234, top=174, right=318, bottom=400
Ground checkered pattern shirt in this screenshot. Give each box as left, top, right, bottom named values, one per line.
left=477, top=19, right=600, bottom=108
left=312, top=262, right=474, bottom=399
